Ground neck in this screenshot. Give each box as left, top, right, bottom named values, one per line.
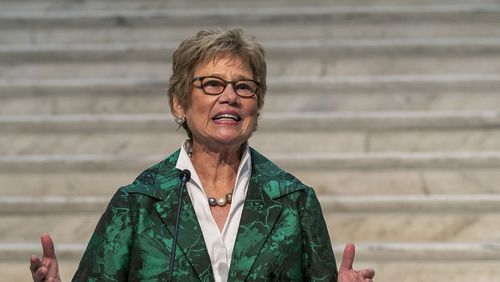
left=189, top=140, right=245, bottom=195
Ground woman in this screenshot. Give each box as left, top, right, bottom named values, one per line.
left=30, top=28, right=375, bottom=281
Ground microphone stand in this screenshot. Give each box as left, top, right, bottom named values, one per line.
left=167, top=169, right=191, bottom=282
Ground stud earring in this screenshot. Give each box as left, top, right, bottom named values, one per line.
left=175, top=116, right=186, bottom=126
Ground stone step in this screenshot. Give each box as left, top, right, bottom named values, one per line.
left=1, top=4, right=499, bottom=28
left=3, top=37, right=500, bottom=63
left=6, top=126, right=500, bottom=155
left=4, top=22, right=500, bottom=46
left=5, top=151, right=500, bottom=171
left=323, top=194, right=500, bottom=243
left=2, top=242, right=499, bottom=282
left=2, top=112, right=500, bottom=155
left=358, top=260, right=500, bottom=282
left=1, top=260, right=80, bottom=282
left=6, top=167, right=500, bottom=197
left=2, top=40, right=499, bottom=79
left=3, top=111, right=500, bottom=132
left=2, top=152, right=500, bottom=196
left=3, top=209, right=497, bottom=244
left=3, top=0, right=500, bottom=11
left=2, top=75, right=500, bottom=115
left=1, top=194, right=499, bottom=243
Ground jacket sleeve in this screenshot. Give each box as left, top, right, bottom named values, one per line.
left=300, top=188, right=338, bottom=281
left=73, top=188, right=134, bottom=281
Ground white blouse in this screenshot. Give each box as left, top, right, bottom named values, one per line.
left=175, top=140, right=251, bottom=282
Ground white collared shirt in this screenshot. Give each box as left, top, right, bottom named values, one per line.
left=175, top=140, right=251, bottom=282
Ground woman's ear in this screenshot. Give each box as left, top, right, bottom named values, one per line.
left=172, top=95, right=185, bottom=117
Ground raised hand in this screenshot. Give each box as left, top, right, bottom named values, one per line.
left=30, top=233, right=62, bottom=282
left=338, top=243, right=375, bottom=282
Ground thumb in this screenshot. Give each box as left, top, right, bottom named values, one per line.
left=40, top=233, right=56, bottom=259
left=339, top=243, right=355, bottom=272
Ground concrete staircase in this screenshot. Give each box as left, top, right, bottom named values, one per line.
left=1, top=0, right=500, bottom=281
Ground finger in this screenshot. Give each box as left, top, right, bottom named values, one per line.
left=30, top=255, right=43, bottom=281
left=33, top=266, right=48, bottom=282
left=30, top=255, right=42, bottom=272
left=361, top=268, right=376, bottom=279
left=40, top=233, right=56, bottom=259
left=339, top=243, right=355, bottom=272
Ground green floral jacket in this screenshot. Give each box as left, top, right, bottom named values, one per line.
left=73, top=148, right=337, bottom=281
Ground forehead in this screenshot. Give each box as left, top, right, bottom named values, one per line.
left=194, top=54, right=252, bottom=78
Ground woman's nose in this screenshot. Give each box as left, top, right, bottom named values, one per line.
left=219, top=83, right=240, bottom=104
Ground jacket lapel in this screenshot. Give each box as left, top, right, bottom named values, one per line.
left=150, top=152, right=213, bottom=280
left=228, top=150, right=285, bottom=280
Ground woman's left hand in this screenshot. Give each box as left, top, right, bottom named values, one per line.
left=30, top=234, right=61, bottom=282
left=338, top=243, right=375, bottom=282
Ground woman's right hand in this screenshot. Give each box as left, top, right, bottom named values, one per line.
left=30, top=234, right=62, bottom=282
left=338, top=243, right=375, bottom=282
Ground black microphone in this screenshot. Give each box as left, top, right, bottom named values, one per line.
left=179, top=169, right=191, bottom=184
left=167, top=169, right=191, bottom=282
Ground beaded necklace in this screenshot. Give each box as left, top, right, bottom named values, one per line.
left=189, top=150, right=234, bottom=207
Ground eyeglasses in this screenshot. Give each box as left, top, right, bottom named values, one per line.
left=192, top=76, right=260, bottom=98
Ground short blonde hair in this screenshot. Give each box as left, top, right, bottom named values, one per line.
left=168, top=28, right=267, bottom=117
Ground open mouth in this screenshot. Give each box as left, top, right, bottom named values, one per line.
left=212, top=113, right=242, bottom=121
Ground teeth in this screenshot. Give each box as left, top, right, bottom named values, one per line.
left=214, top=114, right=240, bottom=121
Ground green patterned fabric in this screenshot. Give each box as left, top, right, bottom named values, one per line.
left=73, top=148, right=337, bottom=281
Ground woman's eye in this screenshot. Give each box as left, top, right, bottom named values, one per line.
left=204, top=80, right=224, bottom=88
left=236, top=82, right=255, bottom=91
left=237, top=84, right=250, bottom=90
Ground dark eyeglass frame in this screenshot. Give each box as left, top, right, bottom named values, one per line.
left=192, top=76, right=260, bottom=98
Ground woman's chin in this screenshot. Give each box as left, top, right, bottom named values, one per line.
left=215, top=137, right=249, bottom=147
left=207, top=133, right=251, bottom=148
